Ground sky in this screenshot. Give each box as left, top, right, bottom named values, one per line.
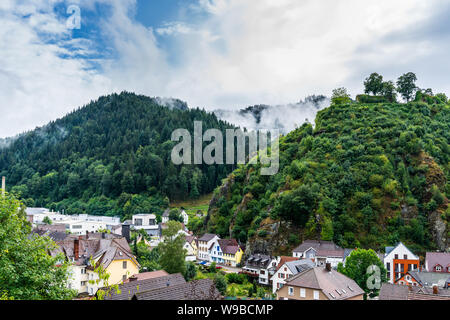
left=1, top=0, right=450, bottom=138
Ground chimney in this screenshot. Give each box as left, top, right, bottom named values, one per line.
left=433, top=285, right=438, bottom=295
left=1, top=176, right=5, bottom=197
left=74, top=239, right=80, bottom=260
left=86, top=231, right=89, bottom=239
left=122, top=224, right=130, bottom=242
left=325, top=262, right=332, bottom=272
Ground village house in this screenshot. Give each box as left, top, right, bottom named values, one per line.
left=271, top=257, right=315, bottom=293
left=276, top=263, right=365, bottom=300
left=197, top=233, right=220, bottom=261
left=425, top=252, right=450, bottom=273
left=184, top=235, right=198, bottom=262
left=292, top=240, right=346, bottom=268
left=242, top=254, right=279, bottom=286
left=51, top=232, right=140, bottom=296
left=383, top=242, right=420, bottom=284
left=131, top=214, right=160, bottom=237
left=396, top=270, right=450, bottom=290
left=162, top=209, right=170, bottom=223
left=209, top=238, right=243, bottom=267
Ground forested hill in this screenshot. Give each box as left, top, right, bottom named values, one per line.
left=205, top=100, right=449, bottom=254
left=0, top=92, right=235, bottom=219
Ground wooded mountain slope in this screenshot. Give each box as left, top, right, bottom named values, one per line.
left=0, top=92, right=235, bottom=219
left=205, top=101, right=449, bottom=254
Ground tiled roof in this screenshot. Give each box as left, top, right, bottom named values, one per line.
left=276, top=256, right=298, bottom=271
left=132, top=279, right=221, bottom=300
left=285, top=267, right=365, bottom=300
left=245, top=254, right=273, bottom=269
left=425, top=252, right=450, bottom=271
left=104, top=273, right=186, bottom=300
left=293, top=240, right=345, bottom=258
left=124, top=270, right=169, bottom=283
left=408, top=271, right=450, bottom=288
left=285, top=259, right=315, bottom=275
left=379, top=283, right=450, bottom=300
left=218, top=239, right=240, bottom=255
left=51, top=233, right=137, bottom=268
left=198, top=233, right=218, bottom=242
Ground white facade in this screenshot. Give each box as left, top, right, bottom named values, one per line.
left=197, top=235, right=220, bottom=261
left=271, top=263, right=295, bottom=294
left=383, top=242, right=419, bottom=283
left=63, top=220, right=109, bottom=235
left=132, top=214, right=159, bottom=236
left=184, top=241, right=197, bottom=262
left=293, top=247, right=343, bottom=268
left=181, top=210, right=189, bottom=225
left=209, top=238, right=224, bottom=264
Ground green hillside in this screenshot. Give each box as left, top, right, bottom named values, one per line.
left=205, top=99, right=449, bottom=254
left=0, top=92, right=235, bottom=220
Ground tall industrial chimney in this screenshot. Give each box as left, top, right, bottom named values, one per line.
left=1, top=176, right=5, bottom=197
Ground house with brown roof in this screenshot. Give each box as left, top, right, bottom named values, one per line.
left=292, top=240, right=347, bottom=268
left=425, top=252, right=450, bottom=273
left=271, top=257, right=315, bottom=293
left=103, top=273, right=187, bottom=300
left=132, top=278, right=222, bottom=300
left=209, top=238, right=243, bottom=267
left=276, top=264, right=364, bottom=300
left=51, top=232, right=140, bottom=296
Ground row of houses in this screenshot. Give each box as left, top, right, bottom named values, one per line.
left=186, top=233, right=244, bottom=266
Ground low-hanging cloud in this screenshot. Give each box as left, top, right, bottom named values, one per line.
left=1, top=0, right=450, bottom=138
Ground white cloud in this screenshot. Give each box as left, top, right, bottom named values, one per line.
left=0, top=0, right=449, bottom=138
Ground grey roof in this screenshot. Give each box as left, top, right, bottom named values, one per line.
left=245, top=254, right=273, bottom=269
left=198, top=233, right=218, bottom=242
left=379, top=283, right=410, bottom=300
left=25, top=207, right=50, bottom=215
left=385, top=246, right=395, bottom=255
left=285, top=259, right=315, bottom=275
left=285, top=267, right=365, bottom=300
left=425, top=252, right=450, bottom=271
left=103, top=273, right=187, bottom=300
left=132, top=279, right=221, bottom=300
left=162, top=209, right=170, bottom=217
left=379, top=283, right=450, bottom=300
left=293, top=240, right=345, bottom=258
left=409, top=271, right=450, bottom=288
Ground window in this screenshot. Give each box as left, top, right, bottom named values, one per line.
left=436, top=266, right=442, bottom=272
left=81, top=281, right=87, bottom=286
left=81, top=268, right=86, bottom=274
left=123, top=275, right=127, bottom=282
left=313, top=290, right=320, bottom=300
left=300, top=288, right=306, bottom=298
left=394, top=254, right=398, bottom=259
left=123, top=261, right=127, bottom=269
left=288, top=287, right=294, bottom=296
left=135, top=218, right=142, bottom=226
